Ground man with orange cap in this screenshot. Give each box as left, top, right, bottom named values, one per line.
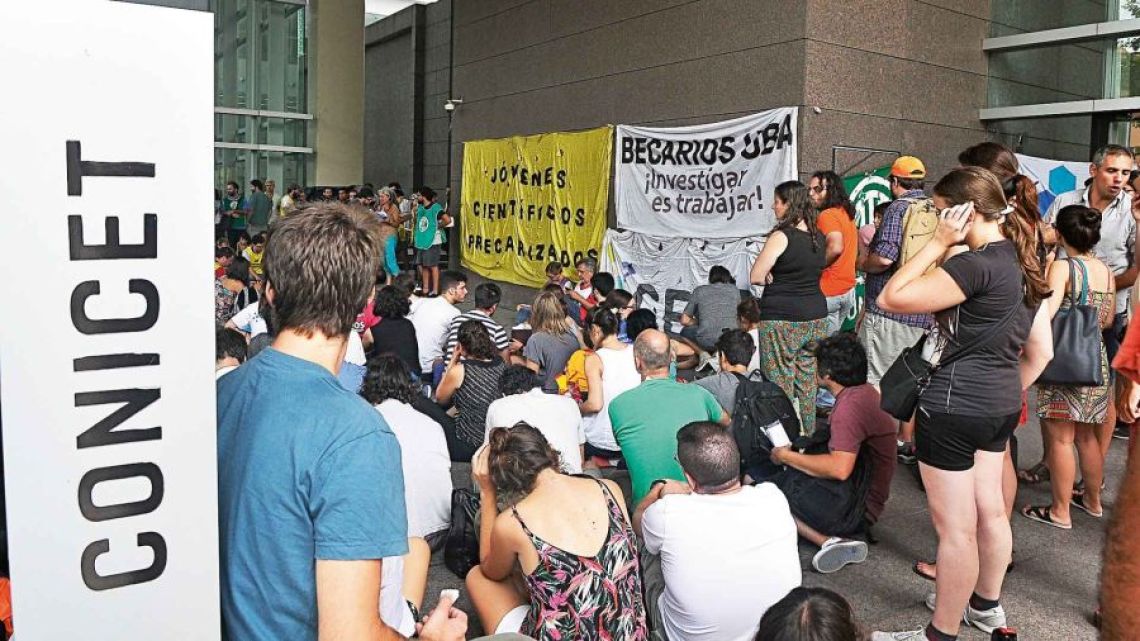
left=857, top=156, right=933, bottom=465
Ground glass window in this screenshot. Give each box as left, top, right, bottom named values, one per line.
left=215, top=148, right=309, bottom=197
left=986, top=36, right=1140, bottom=107
left=986, top=115, right=1093, bottom=162
left=991, top=1, right=1140, bottom=37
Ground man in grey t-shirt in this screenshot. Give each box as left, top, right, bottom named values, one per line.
left=680, top=266, right=742, bottom=352
left=696, top=330, right=756, bottom=413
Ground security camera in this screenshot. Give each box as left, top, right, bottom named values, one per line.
left=444, top=98, right=464, bottom=112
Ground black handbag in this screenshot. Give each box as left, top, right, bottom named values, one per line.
left=442, top=488, right=481, bottom=578
left=879, top=296, right=1022, bottom=421
left=1037, top=258, right=1104, bottom=386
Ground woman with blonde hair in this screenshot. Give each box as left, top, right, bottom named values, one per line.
left=523, top=291, right=583, bottom=393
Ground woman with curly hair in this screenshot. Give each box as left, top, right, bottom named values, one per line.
left=465, top=423, right=646, bottom=640
left=370, top=284, right=420, bottom=378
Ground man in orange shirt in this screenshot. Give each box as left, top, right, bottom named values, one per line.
left=810, top=170, right=858, bottom=334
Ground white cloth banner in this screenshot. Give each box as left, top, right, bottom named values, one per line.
left=615, top=108, right=798, bottom=237
left=0, top=2, right=220, bottom=638
left=601, top=230, right=762, bottom=333
left=1015, top=153, right=1088, bottom=217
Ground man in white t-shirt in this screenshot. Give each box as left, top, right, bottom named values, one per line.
left=485, top=366, right=585, bottom=474
left=226, top=300, right=268, bottom=338
left=633, top=421, right=800, bottom=641
left=407, top=270, right=468, bottom=381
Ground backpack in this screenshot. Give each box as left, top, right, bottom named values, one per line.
left=730, top=371, right=801, bottom=480
left=898, top=197, right=939, bottom=272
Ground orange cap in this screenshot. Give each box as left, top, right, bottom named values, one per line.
left=890, top=156, right=926, bottom=179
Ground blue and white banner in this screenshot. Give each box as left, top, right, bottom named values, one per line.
left=1016, top=153, right=1089, bottom=217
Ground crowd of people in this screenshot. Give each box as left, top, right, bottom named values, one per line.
left=212, top=142, right=1140, bottom=641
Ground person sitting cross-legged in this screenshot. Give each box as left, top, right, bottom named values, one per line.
left=634, top=421, right=800, bottom=641
left=769, top=333, right=897, bottom=574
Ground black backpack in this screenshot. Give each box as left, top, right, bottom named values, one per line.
left=730, top=371, right=801, bottom=480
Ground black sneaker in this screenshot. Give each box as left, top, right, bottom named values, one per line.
left=1114, top=423, right=1131, bottom=440
left=897, top=443, right=917, bottom=465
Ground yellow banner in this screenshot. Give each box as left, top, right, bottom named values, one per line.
left=460, top=126, right=612, bottom=287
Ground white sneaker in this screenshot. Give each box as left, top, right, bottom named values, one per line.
left=924, top=592, right=1008, bottom=633
left=870, top=630, right=926, bottom=641
left=812, top=537, right=868, bottom=574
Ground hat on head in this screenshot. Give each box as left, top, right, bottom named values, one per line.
left=890, top=156, right=926, bottom=179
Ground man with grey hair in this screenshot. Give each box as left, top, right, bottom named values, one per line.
left=1046, top=144, right=1140, bottom=440
left=567, top=256, right=599, bottom=324
left=608, top=329, right=729, bottom=502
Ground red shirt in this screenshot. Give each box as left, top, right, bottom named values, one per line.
left=828, top=384, right=897, bottom=523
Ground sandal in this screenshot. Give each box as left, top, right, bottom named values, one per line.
left=1017, top=461, right=1050, bottom=484
left=913, top=561, right=936, bottom=582
left=1021, top=505, right=1072, bottom=529
left=1073, top=479, right=1107, bottom=496
left=1071, top=493, right=1104, bottom=518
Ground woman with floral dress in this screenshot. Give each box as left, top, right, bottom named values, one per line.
left=466, top=423, right=647, bottom=640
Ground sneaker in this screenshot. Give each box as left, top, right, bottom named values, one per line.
left=897, top=442, right=917, bottom=465
left=870, top=630, right=926, bottom=641
left=924, top=592, right=1008, bottom=633
left=812, top=537, right=868, bottom=573
left=1113, top=423, right=1131, bottom=440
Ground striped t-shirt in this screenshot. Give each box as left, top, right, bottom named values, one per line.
left=443, top=310, right=509, bottom=362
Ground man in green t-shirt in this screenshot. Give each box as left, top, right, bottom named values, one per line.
left=412, top=186, right=451, bottom=296
left=220, top=180, right=248, bottom=246
left=247, top=179, right=273, bottom=236
left=609, top=329, right=730, bottom=502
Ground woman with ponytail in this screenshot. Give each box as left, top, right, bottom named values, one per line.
left=874, top=167, right=1054, bottom=640
left=466, top=423, right=646, bottom=640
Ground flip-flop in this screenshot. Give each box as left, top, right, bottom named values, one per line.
left=1017, top=462, right=1049, bottom=484
left=1021, top=505, right=1072, bottom=529
left=912, top=561, right=936, bottom=582
left=1071, top=493, right=1104, bottom=518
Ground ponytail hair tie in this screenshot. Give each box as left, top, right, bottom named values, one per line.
left=1000, top=205, right=1014, bottom=216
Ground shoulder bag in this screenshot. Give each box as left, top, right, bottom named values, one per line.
left=880, top=294, right=1022, bottom=421
left=1036, top=258, right=1104, bottom=387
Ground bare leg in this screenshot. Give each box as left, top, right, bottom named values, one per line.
left=465, top=566, right=527, bottom=634
left=794, top=517, right=830, bottom=547
left=402, top=537, right=431, bottom=610
left=921, top=462, right=980, bottom=636
left=429, top=266, right=440, bottom=295
left=974, top=450, right=1012, bottom=601
left=1075, top=422, right=1105, bottom=514
left=1098, top=399, right=1117, bottom=463
left=1002, top=443, right=1017, bottom=519
left=1045, top=419, right=1076, bottom=525
left=900, top=417, right=916, bottom=444
left=419, top=266, right=429, bottom=294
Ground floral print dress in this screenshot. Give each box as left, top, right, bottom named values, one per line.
left=512, top=480, right=647, bottom=641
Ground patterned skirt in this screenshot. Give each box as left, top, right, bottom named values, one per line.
left=756, top=317, right=830, bottom=436
left=1036, top=344, right=1110, bottom=424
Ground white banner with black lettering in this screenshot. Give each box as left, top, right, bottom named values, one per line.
left=0, top=2, right=219, bottom=639
left=615, top=108, right=798, bottom=237
left=601, top=229, right=762, bottom=333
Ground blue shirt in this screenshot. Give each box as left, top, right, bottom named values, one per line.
left=217, top=348, right=408, bottom=641
left=864, top=190, right=933, bottom=328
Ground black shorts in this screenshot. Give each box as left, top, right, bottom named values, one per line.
left=415, top=245, right=441, bottom=267
left=916, top=409, right=1019, bottom=472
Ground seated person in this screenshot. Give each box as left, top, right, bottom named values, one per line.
left=485, top=366, right=585, bottom=474
left=680, top=265, right=741, bottom=353
left=590, top=271, right=615, bottom=308
left=769, top=333, right=897, bottom=574
left=754, top=587, right=861, bottom=641
left=466, top=424, right=647, bottom=640
left=737, top=298, right=763, bottom=372
left=634, top=421, right=800, bottom=641
left=626, top=309, right=701, bottom=372
left=380, top=537, right=433, bottom=636
left=437, top=321, right=507, bottom=462
left=363, top=354, right=453, bottom=547
left=216, top=327, right=248, bottom=379
left=567, top=257, right=598, bottom=325
left=599, top=288, right=635, bottom=343
left=694, top=329, right=755, bottom=413
left=609, top=330, right=729, bottom=502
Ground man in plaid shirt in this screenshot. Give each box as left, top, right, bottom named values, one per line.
left=858, top=156, right=933, bottom=463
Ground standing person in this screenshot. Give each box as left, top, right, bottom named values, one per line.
left=872, top=167, right=1053, bottom=640
left=1023, top=205, right=1115, bottom=529
left=810, top=170, right=858, bottom=335
left=436, top=321, right=507, bottom=462
left=221, top=180, right=248, bottom=247
left=1046, top=145, right=1140, bottom=444
left=217, top=202, right=467, bottom=641
left=578, top=308, right=641, bottom=462
left=247, top=179, right=273, bottom=237
left=749, top=180, right=829, bottom=435
left=634, top=421, right=800, bottom=641
left=465, top=424, right=647, bottom=640
left=523, top=291, right=583, bottom=392
left=378, top=187, right=404, bottom=226
left=413, top=187, right=450, bottom=296
left=859, top=156, right=934, bottom=464
left=265, top=179, right=279, bottom=218
left=278, top=183, right=300, bottom=219
left=679, top=265, right=741, bottom=353
left=608, top=330, right=729, bottom=503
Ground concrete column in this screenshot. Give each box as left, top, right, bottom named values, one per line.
left=310, top=0, right=364, bottom=185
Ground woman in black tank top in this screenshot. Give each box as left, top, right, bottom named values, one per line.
left=749, top=181, right=829, bottom=435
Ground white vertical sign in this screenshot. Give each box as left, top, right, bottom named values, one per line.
left=0, top=2, right=220, bottom=639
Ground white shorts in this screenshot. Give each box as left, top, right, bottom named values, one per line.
left=494, top=605, right=529, bottom=634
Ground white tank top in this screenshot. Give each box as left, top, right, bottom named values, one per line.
left=584, top=345, right=641, bottom=451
